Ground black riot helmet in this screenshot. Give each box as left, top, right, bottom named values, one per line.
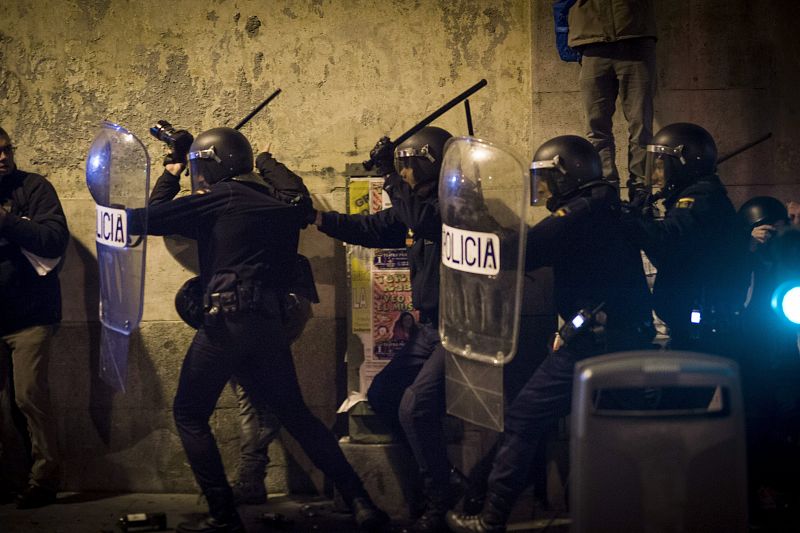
left=530, top=135, right=602, bottom=209
left=738, top=196, right=789, bottom=229
left=645, top=123, right=717, bottom=196
left=393, top=126, right=453, bottom=185
left=188, top=127, right=253, bottom=191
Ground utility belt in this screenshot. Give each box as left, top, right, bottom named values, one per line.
left=685, top=301, right=740, bottom=341
left=203, top=281, right=282, bottom=325
left=552, top=303, right=655, bottom=354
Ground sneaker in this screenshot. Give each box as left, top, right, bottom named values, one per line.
left=16, top=485, right=57, bottom=509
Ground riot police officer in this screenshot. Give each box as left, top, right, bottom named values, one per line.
left=622, top=122, right=749, bottom=353
left=312, top=126, right=458, bottom=532
left=736, top=197, right=800, bottom=519
left=447, top=135, right=654, bottom=533
left=128, top=127, right=386, bottom=533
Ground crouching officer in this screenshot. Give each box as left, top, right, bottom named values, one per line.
left=128, top=127, right=387, bottom=533
left=312, top=127, right=461, bottom=532
left=622, top=123, right=749, bottom=354
left=447, top=135, right=654, bottom=533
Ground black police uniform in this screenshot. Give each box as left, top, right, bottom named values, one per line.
left=624, top=175, right=748, bottom=352
left=738, top=227, right=800, bottom=502
left=317, top=170, right=453, bottom=494
left=483, top=182, right=653, bottom=516
left=128, top=170, right=372, bottom=515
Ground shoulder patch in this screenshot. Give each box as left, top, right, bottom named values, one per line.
left=554, top=206, right=571, bottom=217
left=676, top=197, right=695, bottom=209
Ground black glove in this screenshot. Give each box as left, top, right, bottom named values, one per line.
left=628, top=186, right=651, bottom=210
left=369, top=136, right=395, bottom=176
left=294, top=195, right=317, bottom=229
left=255, top=151, right=275, bottom=175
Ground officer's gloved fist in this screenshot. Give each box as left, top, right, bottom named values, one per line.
left=295, top=196, right=317, bottom=229
left=369, top=136, right=395, bottom=176
left=255, top=151, right=275, bottom=175
left=628, top=187, right=654, bottom=215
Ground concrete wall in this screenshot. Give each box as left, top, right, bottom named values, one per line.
left=1, top=0, right=797, bottom=496
left=1, top=0, right=532, bottom=494
left=532, top=0, right=800, bottom=206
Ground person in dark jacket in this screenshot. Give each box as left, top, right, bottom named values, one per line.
left=226, top=151, right=316, bottom=506
left=129, top=127, right=386, bottom=533
left=568, top=0, right=657, bottom=196
left=0, top=126, right=69, bottom=509
left=622, top=122, right=749, bottom=354
left=447, top=135, right=654, bottom=533
left=168, top=144, right=317, bottom=507
left=312, top=126, right=458, bottom=532
left=736, top=197, right=800, bottom=520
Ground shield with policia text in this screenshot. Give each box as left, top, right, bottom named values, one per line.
left=86, top=121, right=150, bottom=392
left=439, top=137, right=528, bottom=431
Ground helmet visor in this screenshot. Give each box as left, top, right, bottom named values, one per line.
left=188, top=146, right=221, bottom=193
left=530, top=158, right=564, bottom=206
left=645, top=144, right=684, bottom=191
left=394, top=144, right=435, bottom=175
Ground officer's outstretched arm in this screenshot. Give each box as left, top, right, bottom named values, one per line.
left=314, top=207, right=406, bottom=249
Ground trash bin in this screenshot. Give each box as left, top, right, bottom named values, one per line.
left=570, top=351, right=747, bottom=533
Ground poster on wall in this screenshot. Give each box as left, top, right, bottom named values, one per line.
left=348, top=179, right=373, bottom=333
left=347, top=177, right=416, bottom=392
left=372, top=268, right=417, bottom=360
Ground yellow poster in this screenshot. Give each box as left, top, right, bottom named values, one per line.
left=348, top=179, right=373, bottom=332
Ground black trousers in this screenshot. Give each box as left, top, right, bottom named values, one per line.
left=367, top=323, right=451, bottom=491
left=486, top=342, right=581, bottom=506
left=487, top=331, right=647, bottom=509
left=172, top=311, right=366, bottom=514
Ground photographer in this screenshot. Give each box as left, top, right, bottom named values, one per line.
left=129, top=127, right=386, bottom=533
left=0, top=126, right=69, bottom=508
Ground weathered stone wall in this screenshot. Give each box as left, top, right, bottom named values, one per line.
left=1, top=0, right=797, bottom=496
left=1, top=0, right=532, bottom=494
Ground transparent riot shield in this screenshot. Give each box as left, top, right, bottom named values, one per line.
left=439, top=137, right=528, bottom=430
left=86, top=121, right=150, bottom=391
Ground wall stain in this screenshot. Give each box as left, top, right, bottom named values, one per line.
left=310, top=0, right=325, bottom=18
left=438, top=0, right=480, bottom=80
left=245, top=16, right=262, bottom=37
left=254, top=52, right=264, bottom=79
left=75, top=0, right=111, bottom=20
left=480, top=4, right=512, bottom=71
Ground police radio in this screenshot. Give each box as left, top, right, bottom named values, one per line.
left=554, top=302, right=606, bottom=350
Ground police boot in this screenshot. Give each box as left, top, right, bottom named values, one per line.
left=177, top=488, right=244, bottom=533
left=411, top=482, right=450, bottom=532
left=445, top=492, right=509, bottom=533
left=351, top=495, right=390, bottom=532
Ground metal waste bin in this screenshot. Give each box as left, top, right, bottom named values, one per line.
left=570, top=351, right=747, bottom=533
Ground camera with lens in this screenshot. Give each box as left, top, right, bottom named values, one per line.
left=149, top=120, right=194, bottom=164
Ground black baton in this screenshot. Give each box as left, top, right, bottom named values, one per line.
left=364, top=79, right=488, bottom=169
left=235, top=89, right=282, bottom=130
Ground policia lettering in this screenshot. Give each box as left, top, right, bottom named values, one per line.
left=441, top=224, right=500, bottom=275
left=95, top=205, right=127, bottom=248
